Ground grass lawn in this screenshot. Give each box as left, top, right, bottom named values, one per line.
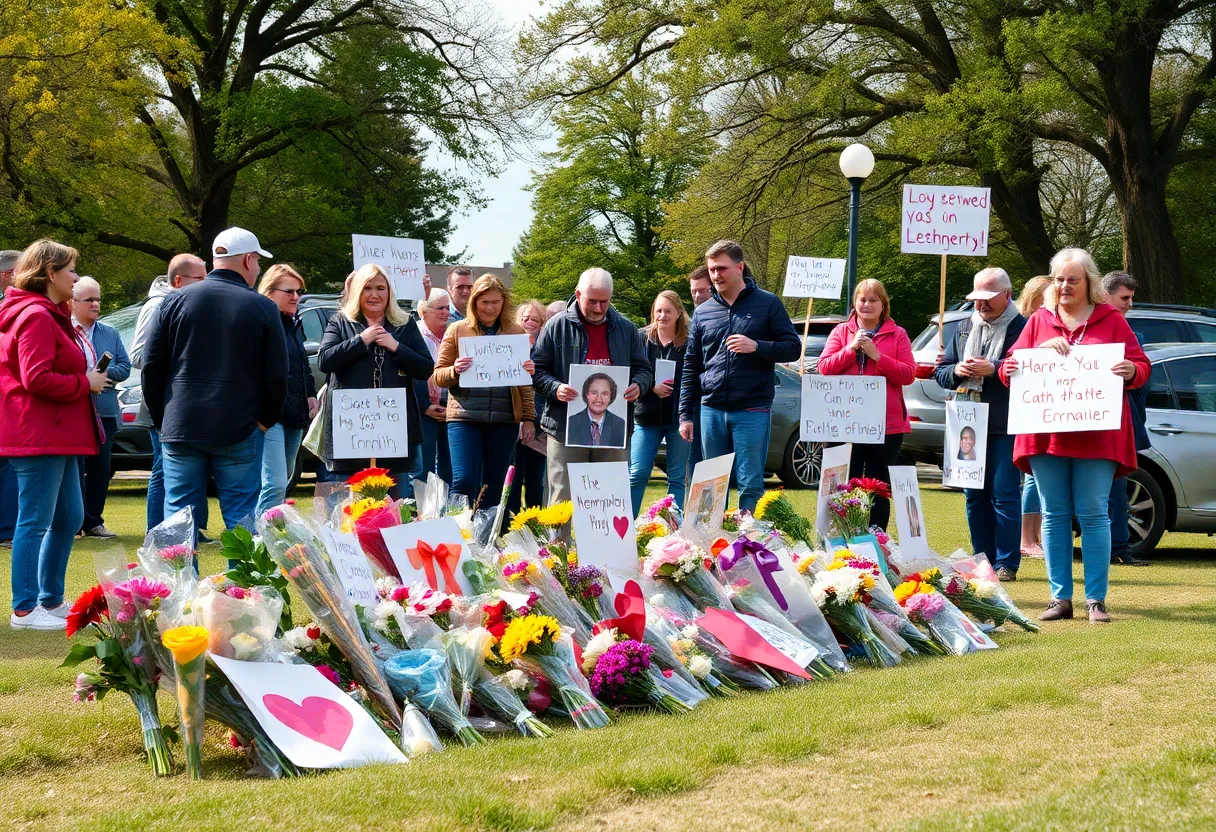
left=2, top=475, right=1215, bottom=831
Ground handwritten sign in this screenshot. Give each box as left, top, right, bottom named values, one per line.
left=320, top=527, right=378, bottom=609
left=380, top=517, right=472, bottom=596
left=942, top=400, right=989, bottom=490
left=800, top=375, right=886, bottom=444
left=569, top=461, right=636, bottom=577
left=815, top=443, right=851, bottom=539
left=351, top=234, right=426, bottom=300
left=1008, top=344, right=1124, bottom=434
left=458, top=334, right=532, bottom=388
left=331, top=388, right=409, bottom=460
left=889, top=465, right=930, bottom=560
left=782, top=256, right=846, bottom=299
left=901, top=184, right=991, bottom=256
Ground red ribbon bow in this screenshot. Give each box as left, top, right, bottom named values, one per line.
left=406, top=540, right=461, bottom=594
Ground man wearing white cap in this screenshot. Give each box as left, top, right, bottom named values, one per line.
left=934, top=267, right=1027, bottom=581
left=142, top=227, right=288, bottom=539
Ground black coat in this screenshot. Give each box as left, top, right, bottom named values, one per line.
left=633, top=336, right=685, bottom=428
left=934, top=313, right=1027, bottom=436
left=280, top=313, right=318, bottom=430
left=143, top=269, right=288, bottom=444
left=318, top=313, right=434, bottom=472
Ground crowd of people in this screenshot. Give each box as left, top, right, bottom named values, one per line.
left=0, top=230, right=1151, bottom=630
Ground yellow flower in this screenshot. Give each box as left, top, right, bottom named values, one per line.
left=351, top=474, right=395, bottom=498
left=861, top=574, right=876, bottom=590
left=162, top=625, right=209, bottom=665
left=893, top=580, right=919, bottom=604
left=509, top=506, right=542, bottom=532
left=348, top=497, right=386, bottom=523
left=461, top=528, right=472, bottom=540
left=795, top=555, right=816, bottom=575
left=498, top=615, right=561, bottom=663
left=567, top=548, right=578, bottom=566
left=754, top=488, right=782, bottom=520
left=537, top=501, right=573, bottom=527
left=922, top=567, right=942, bottom=581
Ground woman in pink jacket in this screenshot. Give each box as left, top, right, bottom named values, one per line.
left=817, top=279, right=916, bottom=530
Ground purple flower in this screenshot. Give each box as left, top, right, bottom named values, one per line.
left=589, top=640, right=653, bottom=703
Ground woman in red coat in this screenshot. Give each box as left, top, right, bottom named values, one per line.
left=0, top=240, right=109, bottom=630
left=817, top=278, right=916, bottom=529
left=999, top=248, right=1149, bottom=624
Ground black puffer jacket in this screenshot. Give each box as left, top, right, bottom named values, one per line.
left=633, top=335, right=685, bottom=428
left=279, top=313, right=318, bottom=430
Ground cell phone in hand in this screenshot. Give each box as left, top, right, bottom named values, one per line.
left=96, top=351, right=113, bottom=373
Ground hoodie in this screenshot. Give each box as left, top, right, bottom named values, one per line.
left=129, top=275, right=174, bottom=427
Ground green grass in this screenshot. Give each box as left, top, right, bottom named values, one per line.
left=2, top=475, right=1215, bottom=831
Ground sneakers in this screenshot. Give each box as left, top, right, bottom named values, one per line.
left=43, top=603, right=70, bottom=619
left=995, top=567, right=1017, bottom=582
left=1087, top=600, right=1111, bottom=623
left=83, top=525, right=118, bottom=539
left=1039, top=599, right=1074, bottom=621
left=10, top=607, right=67, bottom=631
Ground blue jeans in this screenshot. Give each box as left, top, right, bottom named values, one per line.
left=964, top=434, right=1021, bottom=572
left=163, top=433, right=261, bottom=540
left=147, top=429, right=165, bottom=531
left=0, top=457, right=17, bottom=540
left=701, top=406, right=771, bottom=513
left=447, top=421, right=518, bottom=509
left=256, top=424, right=304, bottom=517
left=629, top=423, right=691, bottom=517
left=1021, top=472, right=1041, bottom=515
left=9, top=456, right=83, bottom=612
left=410, top=415, right=452, bottom=484
left=685, top=404, right=703, bottom=485
left=1029, top=454, right=1116, bottom=602
left=1109, top=477, right=1130, bottom=557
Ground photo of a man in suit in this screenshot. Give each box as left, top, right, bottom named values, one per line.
left=567, top=372, right=627, bottom=448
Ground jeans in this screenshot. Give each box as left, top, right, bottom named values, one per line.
left=700, top=406, right=771, bottom=513
left=685, top=404, right=703, bottom=485
left=1109, top=476, right=1130, bottom=557
left=1021, top=472, right=1041, bottom=515
left=1029, top=454, right=1116, bottom=602
left=147, top=429, right=165, bottom=530
left=447, top=421, right=518, bottom=509
left=832, top=433, right=905, bottom=530
left=410, top=415, right=452, bottom=485
left=629, top=423, right=691, bottom=517
left=163, top=433, right=261, bottom=541
left=9, top=456, right=83, bottom=612
left=964, top=433, right=1022, bottom=572
left=79, top=416, right=118, bottom=531
left=0, top=457, right=17, bottom=540
left=507, top=442, right=547, bottom=517
left=256, top=424, right=304, bottom=517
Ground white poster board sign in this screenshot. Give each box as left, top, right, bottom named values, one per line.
left=458, top=334, right=532, bottom=388
left=211, top=655, right=406, bottom=769
left=685, top=452, right=735, bottom=530
left=381, top=517, right=472, bottom=596
left=351, top=234, right=426, bottom=300
left=654, top=359, right=677, bottom=387
left=816, top=443, right=852, bottom=540
left=320, top=527, right=378, bottom=610
left=889, top=465, right=930, bottom=560
left=942, top=400, right=989, bottom=490
left=331, top=388, right=409, bottom=460
left=782, top=256, right=846, bottom=299
left=569, top=461, right=637, bottom=578
left=1008, top=344, right=1125, bottom=434
left=801, top=375, right=886, bottom=445
left=565, top=364, right=631, bottom=449
left=901, top=184, right=991, bottom=256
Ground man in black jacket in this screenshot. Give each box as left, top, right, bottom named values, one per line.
left=533, top=268, right=653, bottom=505
left=679, top=240, right=801, bottom=512
left=143, top=227, right=288, bottom=537
left=934, top=267, right=1026, bottom=581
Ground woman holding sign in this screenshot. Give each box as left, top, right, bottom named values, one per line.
left=999, top=248, right=1149, bottom=624
left=817, top=278, right=916, bottom=530
left=433, top=275, right=536, bottom=512
left=318, top=264, right=433, bottom=489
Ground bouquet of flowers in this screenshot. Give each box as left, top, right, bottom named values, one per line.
left=193, top=577, right=285, bottom=661
left=383, top=649, right=485, bottom=746
left=440, top=626, right=554, bottom=738
left=369, top=578, right=455, bottom=650
left=921, top=567, right=1040, bottom=633
left=582, top=632, right=693, bottom=714
left=136, top=506, right=198, bottom=589
left=635, top=518, right=671, bottom=558
left=641, top=495, right=682, bottom=529
left=894, top=575, right=985, bottom=655
left=282, top=622, right=358, bottom=690
left=161, top=625, right=208, bottom=779
left=660, top=618, right=740, bottom=696
left=500, top=614, right=610, bottom=729
left=508, top=500, right=573, bottom=541
left=498, top=537, right=596, bottom=645
left=536, top=541, right=607, bottom=621
left=753, top=488, right=817, bottom=547
left=219, top=526, right=294, bottom=633
left=809, top=564, right=901, bottom=668
left=642, top=534, right=733, bottom=611
left=824, top=550, right=945, bottom=657
left=826, top=477, right=892, bottom=540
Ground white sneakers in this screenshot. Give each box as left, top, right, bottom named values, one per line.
left=10, top=606, right=68, bottom=630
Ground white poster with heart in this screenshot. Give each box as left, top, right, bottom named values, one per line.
left=380, top=516, right=473, bottom=596
left=569, top=461, right=637, bottom=578
left=211, top=655, right=406, bottom=768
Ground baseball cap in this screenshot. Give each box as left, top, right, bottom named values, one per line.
left=212, top=227, right=272, bottom=259
left=965, top=288, right=1000, bottom=301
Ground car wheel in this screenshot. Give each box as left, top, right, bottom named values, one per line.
left=1126, top=468, right=1166, bottom=558
left=779, top=436, right=821, bottom=489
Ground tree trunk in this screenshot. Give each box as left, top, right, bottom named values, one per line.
left=1114, top=176, right=1182, bottom=303
left=983, top=166, right=1056, bottom=277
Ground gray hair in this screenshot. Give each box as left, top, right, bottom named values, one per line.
left=546, top=300, right=566, bottom=316
left=1048, top=247, right=1104, bottom=306
left=0, top=250, right=20, bottom=272
left=577, top=267, right=613, bottom=294
left=1102, top=271, right=1137, bottom=295
left=73, top=275, right=101, bottom=298
left=974, top=267, right=1012, bottom=292
left=418, top=287, right=451, bottom=314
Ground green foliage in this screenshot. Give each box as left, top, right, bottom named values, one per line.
left=222, top=526, right=292, bottom=633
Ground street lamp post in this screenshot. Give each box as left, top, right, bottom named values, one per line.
left=838, top=143, right=875, bottom=305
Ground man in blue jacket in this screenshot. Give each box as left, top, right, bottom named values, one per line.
left=143, top=227, right=288, bottom=536
left=679, top=240, right=801, bottom=512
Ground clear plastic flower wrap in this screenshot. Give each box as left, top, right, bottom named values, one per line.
left=894, top=578, right=988, bottom=656
left=136, top=505, right=198, bottom=590
left=498, top=531, right=596, bottom=645
left=637, top=604, right=715, bottom=700
left=161, top=625, right=208, bottom=779
left=937, top=557, right=1041, bottom=633
left=809, top=565, right=902, bottom=668
left=383, top=649, right=484, bottom=746
left=352, top=499, right=408, bottom=579
left=192, top=579, right=286, bottom=661
left=587, top=639, right=692, bottom=715
left=442, top=626, right=553, bottom=738
left=400, top=702, right=445, bottom=756
left=501, top=615, right=610, bottom=729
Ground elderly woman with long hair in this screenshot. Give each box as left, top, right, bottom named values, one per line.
left=255, top=264, right=317, bottom=514
left=506, top=299, right=551, bottom=515
left=1016, top=275, right=1052, bottom=558
left=629, top=289, right=692, bottom=514
left=433, top=275, right=536, bottom=510
left=0, top=240, right=110, bottom=630
left=999, top=249, right=1149, bottom=623
left=318, top=264, right=433, bottom=489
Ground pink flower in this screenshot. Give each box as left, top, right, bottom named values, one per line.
left=390, top=586, right=409, bottom=603
left=905, top=592, right=945, bottom=620
left=315, top=665, right=341, bottom=686
left=113, top=576, right=171, bottom=605
left=224, top=586, right=249, bottom=600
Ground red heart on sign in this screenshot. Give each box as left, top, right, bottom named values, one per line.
left=612, top=515, right=630, bottom=539
left=262, top=694, right=354, bottom=751
left=594, top=579, right=646, bottom=641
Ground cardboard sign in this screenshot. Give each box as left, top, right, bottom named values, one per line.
left=901, top=184, right=991, bottom=256
left=655, top=359, right=677, bottom=387
left=685, top=452, right=735, bottom=530
left=942, top=400, right=989, bottom=490
left=211, top=655, right=406, bottom=769
left=351, top=234, right=426, bottom=300
left=889, top=465, right=930, bottom=560
left=1008, top=344, right=1125, bottom=434
left=331, top=388, right=410, bottom=460
left=815, top=443, right=852, bottom=539
left=380, top=517, right=472, bottom=596
left=801, top=375, right=886, bottom=444
left=782, top=256, right=846, bottom=299
left=458, top=334, right=532, bottom=388
left=321, top=527, right=378, bottom=610
left=569, top=461, right=637, bottom=577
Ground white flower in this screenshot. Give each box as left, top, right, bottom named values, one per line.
left=971, top=579, right=999, bottom=599
left=500, top=669, right=531, bottom=691
left=283, top=626, right=316, bottom=652
left=649, top=593, right=666, bottom=607
left=376, top=576, right=401, bottom=599
left=229, top=632, right=261, bottom=661
left=688, top=655, right=712, bottom=680
left=680, top=624, right=699, bottom=640
left=372, top=599, right=401, bottom=632
left=581, top=628, right=618, bottom=674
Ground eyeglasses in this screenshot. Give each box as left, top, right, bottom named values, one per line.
left=1053, top=277, right=1083, bottom=286
left=272, top=288, right=303, bottom=296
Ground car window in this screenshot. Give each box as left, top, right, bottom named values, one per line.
left=1194, top=322, right=1216, bottom=343
left=1129, top=318, right=1184, bottom=345
left=300, top=309, right=325, bottom=343
left=1144, top=363, right=1174, bottom=410
left=1165, top=357, right=1216, bottom=414
left=911, top=318, right=963, bottom=350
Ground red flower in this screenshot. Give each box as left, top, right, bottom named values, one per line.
left=436, top=598, right=453, bottom=613
left=484, top=600, right=508, bottom=640
left=346, top=467, right=391, bottom=487
left=848, top=477, right=892, bottom=500
left=66, top=584, right=108, bottom=638
left=305, top=624, right=322, bottom=640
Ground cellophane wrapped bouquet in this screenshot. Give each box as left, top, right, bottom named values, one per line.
left=820, top=549, right=945, bottom=657
left=383, top=648, right=484, bottom=746
left=894, top=574, right=985, bottom=655
left=640, top=530, right=733, bottom=612
left=498, top=530, right=596, bottom=644
left=640, top=495, right=682, bottom=530
left=827, top=478, right=892, bottom=540
left=809, top=559, right=902, bottom=668
left=925, top=563, right=1041, bottom=633
left=500, top=614, right=610, bottom=729
left=161, top=625, right=208, bottom=779
left=581, top=630, right=692, bottom=715
left=340, top=468, right=415, bottom=578
left=753, top=488, right=818, bottom=548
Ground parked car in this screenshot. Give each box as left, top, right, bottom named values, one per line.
left=785, top=314, right=847, bottom=373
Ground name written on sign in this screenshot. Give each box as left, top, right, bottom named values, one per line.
left=335, top=391, right=403, bottom=456
left=1017, top=352, right=1111, bottom=425
left=800, top=375, right=887, bottom=444
left=576, top=474, right=629, bottom=537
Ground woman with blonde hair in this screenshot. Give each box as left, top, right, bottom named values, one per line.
left=433, top=274, right=536, bottom=510
left=506, top=299, right=551, bottom=514
left=1017, top=275, right=1052, bottom=318
left=629, top=289, right=692, bottom=513
left=318, top=264, right=433, bottom=489
left=255, top=264, right=317, bottom=513
left=1016, top=275, right=1052, bottom=557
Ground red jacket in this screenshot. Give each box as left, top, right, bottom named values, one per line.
left=0, top=288, right=100, bottom=457
left=998, top=303, right=1149, bottom=477
left=817, top=316, right=916, bottom=434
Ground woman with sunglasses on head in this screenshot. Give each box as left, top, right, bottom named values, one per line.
left=999, top=249, right=1149, bottom=624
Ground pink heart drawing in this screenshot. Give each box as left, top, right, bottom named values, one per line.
left=262, top=694, right=354, bottom=752
left=612, top=515, right=630, bottom=539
